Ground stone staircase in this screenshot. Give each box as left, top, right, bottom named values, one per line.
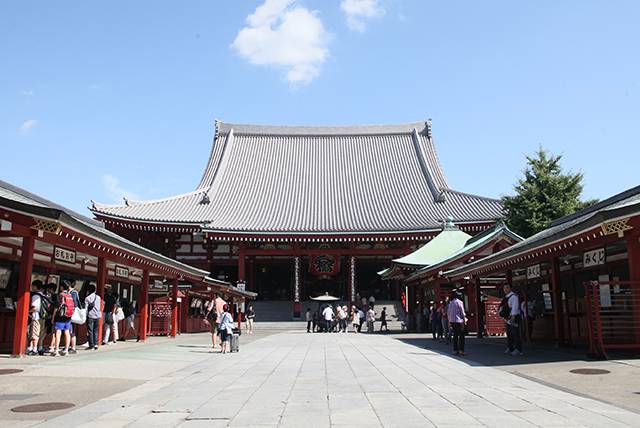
left=249, top=300, right=405, bottom=331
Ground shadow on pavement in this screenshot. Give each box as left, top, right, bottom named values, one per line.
left=392, top=334, right=640, bottom=367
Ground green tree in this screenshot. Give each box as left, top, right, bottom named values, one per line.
left=502, top=148, right=597, bottom=238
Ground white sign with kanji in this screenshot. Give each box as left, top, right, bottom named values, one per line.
left=526, top=264, right=541, bottom=279
left=583, top=248, right=606, bottom=268
left=54, top=246, right=76, bottom=264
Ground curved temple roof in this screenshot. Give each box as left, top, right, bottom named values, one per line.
left=92, top=120, right=502, bottom=235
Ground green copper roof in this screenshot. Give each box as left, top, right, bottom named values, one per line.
left=391, top=225, right=472, bottom=267
left=406, top=221, right=523, bottom=282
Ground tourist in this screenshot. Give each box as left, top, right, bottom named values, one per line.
left=306, top=308, right=312, bottom=333
left=379, top=307, right=388, bottom=332
left=440, top=299, right=450, bottom=344
left=312, top=309, right=318, bottom=332
left=322, top=304, right=334, bottom=333
left=218, top=304, right=234, bottom=354
left=361, top=295, right=367, bottom=309
left=214, top=293, right=227, bottom=351
left=357, top=307, right=365, bottom=332
left=338, top=305, right=348, bottom=332
left=68, top=280, right=82, bottom=354
left=27, top=280, right=44, bottom=355
left=119, top=298, right=139, bottom=342
left=351, top=306, right=359, bottom=333
left=52, top=281, right=74, bottom=356
left=447, top=291, right=467, bottom=356
left=431, top=303, right=441, bottom=340
left=43, top=282, right=57, bottom=355
left=502, top=284, right=523, bottom=356
left=102, top=288, right=119, bottom=345
left=366, top=306, right=376, bottom=333
left=205, top=298, right=218, bottom=351
left=245, top=304, right=255, bottom=334
left=84, top=283, right=101, bottom=350
left=368, top=295, right=376, bottom=310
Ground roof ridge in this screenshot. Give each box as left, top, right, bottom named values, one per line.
left=442, top=188, right=501, bottom=203
left=215, top=120, right=431, bottom=136
left=92, top=188, right=207, bottom=211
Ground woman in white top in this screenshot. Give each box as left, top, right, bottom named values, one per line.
left=218, top=304, right=234, bottom=354
left=351, top=306, right=359, bottom=333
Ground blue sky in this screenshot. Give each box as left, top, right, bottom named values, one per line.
left=2, top=1, right=639, bottom=215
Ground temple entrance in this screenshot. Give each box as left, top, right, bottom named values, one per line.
left=253, top=259, right=293, bottom=300
left=305, top=277, right=343, bottom=300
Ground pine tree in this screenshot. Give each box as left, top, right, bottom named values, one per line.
left=501, top=148, right=596, bottom=238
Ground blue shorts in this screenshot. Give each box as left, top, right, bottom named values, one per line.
left=55, top=320, right=72, bottom=331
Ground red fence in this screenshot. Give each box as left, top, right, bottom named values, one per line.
left=584, top=280, right=640, bottom=358
left=484, top=295, right=506, bottom=336
left=148, top=302, right=172, bottom=336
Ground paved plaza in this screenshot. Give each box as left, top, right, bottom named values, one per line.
left=2, top=331, right=640, bottom=427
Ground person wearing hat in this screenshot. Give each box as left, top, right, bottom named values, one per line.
left=447, top=291, right=467, bottom=356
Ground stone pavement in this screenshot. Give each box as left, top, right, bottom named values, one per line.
left=2, top=330, right=640, bottom=427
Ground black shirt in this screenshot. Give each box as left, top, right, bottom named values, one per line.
left=103, top=294, right=116, bottom=313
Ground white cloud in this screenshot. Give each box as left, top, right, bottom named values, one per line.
left=231, top=0, right=330, bottom=86
left=19, top=119, right=37, bottom=135
left=340, top=0, right=385, bottom=32
left=102, top=174, right=139, bottom=203
left=21, top=89, right=34, bottom=96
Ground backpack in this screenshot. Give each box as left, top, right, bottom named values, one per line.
left=206, top=309, right=218, bottom=323
left=499, top=296, right=510, bottom=319
left=59, top=292, right=75, bottom=318
left=39, top=293, right=53, bottom=319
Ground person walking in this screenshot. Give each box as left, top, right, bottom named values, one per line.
left=312, top=309, right=318, bottom=332
left=205, top=298, right=218, bottom=351
left=431, top=303, right=442, bottom=340
left=447, top=291, right=467, bottom=356
left=52, top=281, right=74, bottom=356
left=119, top=298, right=139, bottom=342
left=368, top=295, right=376, bottom=310
left=366, top=307, right=376, bottom=333
left=357, top=307, right=365, bottom=332
left=379, top=307, right=388, bottom=332
left=27, top=280, right=44, bottom=355
left=102, top=288, right=119, bottom=345
left=245, top=304, right=255, bottom=334
left=306, top=308, right=312, bottom=333
left=84, top=283, right=101, bottom=350
left=218, top=304, right=234, bottom=354
left=68, top=281, right=82, bottom=354
left=440, top=299, right=450, bottom=344
left=351, top=306, right=359, bottom=333
left=502, top=284, right=523, bottom=356
left=322, top=305, right=334, bottom=333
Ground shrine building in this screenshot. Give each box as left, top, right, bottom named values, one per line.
left=91, top=120, right=503, bottom=317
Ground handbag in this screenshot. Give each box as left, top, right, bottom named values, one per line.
left=71, top=307, right=87, bottom=325
left=115, top=307, right=125, bottom=322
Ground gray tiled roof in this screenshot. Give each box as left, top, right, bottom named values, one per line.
left=92, top=120, right=503, bottom=234
left=445, top=185, right=640, bottom=278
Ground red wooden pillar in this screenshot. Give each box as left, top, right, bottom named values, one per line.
left=139, top=269, right=149, bottom=341
left=550, top=257, right=564, bottom=347
left=96, top=256, right=107, bottom=344
left=12, top=236, right=35, bottom=357
left=170, top=277, right=179, bottom=337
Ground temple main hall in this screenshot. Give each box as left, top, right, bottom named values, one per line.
left=91, top=119, right=502, bottom=317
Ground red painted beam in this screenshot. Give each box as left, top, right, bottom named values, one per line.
left=171, top=278, right=179, bottom=338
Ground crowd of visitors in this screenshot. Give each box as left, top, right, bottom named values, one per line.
left=26, top=279, right=141, bottom=357
left=305, top=295, right=387, bottom=334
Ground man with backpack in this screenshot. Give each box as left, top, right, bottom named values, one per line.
left=84, top=283, right=101, bottom=350
left=41, top=282, right=57, bottom=355
left=52, top=280, right=75, bottom=356
left=27, top=280, right=44, bottom=355
left=501, top=283, right=523, bottom=356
